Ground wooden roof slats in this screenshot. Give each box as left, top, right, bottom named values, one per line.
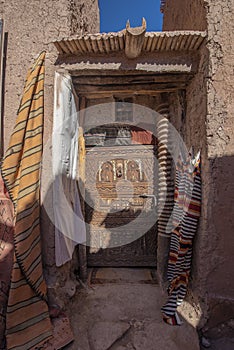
left=96, top=36, right=105, bottom=53
left=103, top=36, right=110, bottom=53
left=53, top=28, right=206, bottom=57
left=77, top=37, right=87, bottom=53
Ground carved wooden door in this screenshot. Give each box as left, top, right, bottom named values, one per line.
left=85, top=145, right=157, bottom=267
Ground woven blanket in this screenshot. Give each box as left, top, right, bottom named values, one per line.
left=161, top=151, right=201, bottom=325
left=1, top=52, right=52, bottom=349
left=0, top=175, right=14, bottom=349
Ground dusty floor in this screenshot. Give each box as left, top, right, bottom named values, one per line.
left=200, top=319, right=234, bottom=350
left=64, top=268, right=201, bottom=350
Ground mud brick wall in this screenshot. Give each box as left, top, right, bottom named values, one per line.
left=0, top=0, right=99, bottom=151
left=163, top=0, right=234, bottom=327
left=0, top=0, right=99, bottom=307
left=204, top=0, right=234, bottom=325
left=162, top=0, right=207, bottom=31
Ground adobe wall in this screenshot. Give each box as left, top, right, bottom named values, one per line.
left=203, top=0, right=234, bottom=326
left=162, top=0, right=207, bottom=31
left=163, top=0, right=234, bottom=328
left=0, top=0, right=99, bottom=307
left=1, top=0, right=99, bottom=151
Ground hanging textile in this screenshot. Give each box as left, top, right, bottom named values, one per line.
left=161, top=151, right=201, bottom=325
left=53, top=72, right=86, bottom=267
left=1, top=52, right=52, bottom=349
left=131, top=126, right=153, bottom=145
left=0, top=174, right=14, bottom=349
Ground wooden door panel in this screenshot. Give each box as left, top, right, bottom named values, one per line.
left=85, top=145, right=157, bottom=267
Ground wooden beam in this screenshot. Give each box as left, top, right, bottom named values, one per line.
left=72, top=70, right=192, bottom=96
left=76, top=89, right=184, bottom=99
left=73, top=83, right=188, bottom=94
left=72, top=73, right=192, bottom=85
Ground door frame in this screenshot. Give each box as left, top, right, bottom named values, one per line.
left=69, top=71, right=174, bottom=285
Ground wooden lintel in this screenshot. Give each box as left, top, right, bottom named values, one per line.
left=76, top=87, right=186, bottom=99
left=72, top=73, right=192, bottom=86
left=74, top=83, right=187, bottom=92
left=72, top=72, right=191, bottom=94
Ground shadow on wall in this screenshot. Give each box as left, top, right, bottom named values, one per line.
left=204, top=155, right=234, bottom=327
left=40, top=177, right=93, bottom=307
left=190, top=154, right=234, bottom=333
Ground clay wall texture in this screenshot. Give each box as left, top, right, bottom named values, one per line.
left=205, top=0, right=234, bottom=305
left=162, top=0, right=207, bottom=31
left=0, top=0, right=99, bottom=151
left=163, top=0, right=234, bottom=325
left=0, top=0, right=99, bottom=306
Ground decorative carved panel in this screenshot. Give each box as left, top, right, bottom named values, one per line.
left=85, top=145, right=157, bottom=267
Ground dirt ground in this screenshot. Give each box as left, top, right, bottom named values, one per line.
left=64, top=268, right=201, bottom=350
left=200, top=318, right=234, bottom=350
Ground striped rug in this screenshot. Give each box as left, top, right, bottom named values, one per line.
left=161, top=151, right=201, bottom=325
left=0, top=174, right=14, bottom=349
left=1, top=52, right=52, bottom=349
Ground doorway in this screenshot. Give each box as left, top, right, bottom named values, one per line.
left=71, top=72, right=174, bottom=276
left=84, top=124, right=158, bottom=267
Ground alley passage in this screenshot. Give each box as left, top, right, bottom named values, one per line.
left=66, top=268, right=200, bottom=350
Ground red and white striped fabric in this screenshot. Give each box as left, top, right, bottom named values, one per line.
left=161, top=151, right=201, bottom=325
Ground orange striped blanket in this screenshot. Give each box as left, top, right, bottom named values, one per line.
left=1, top=52, right=52, bottom=349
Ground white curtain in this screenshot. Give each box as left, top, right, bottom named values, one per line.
left=52, top=71, right=86, bottom=267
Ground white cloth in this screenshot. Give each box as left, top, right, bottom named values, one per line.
left=53, top=72, right=86, bottom=267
